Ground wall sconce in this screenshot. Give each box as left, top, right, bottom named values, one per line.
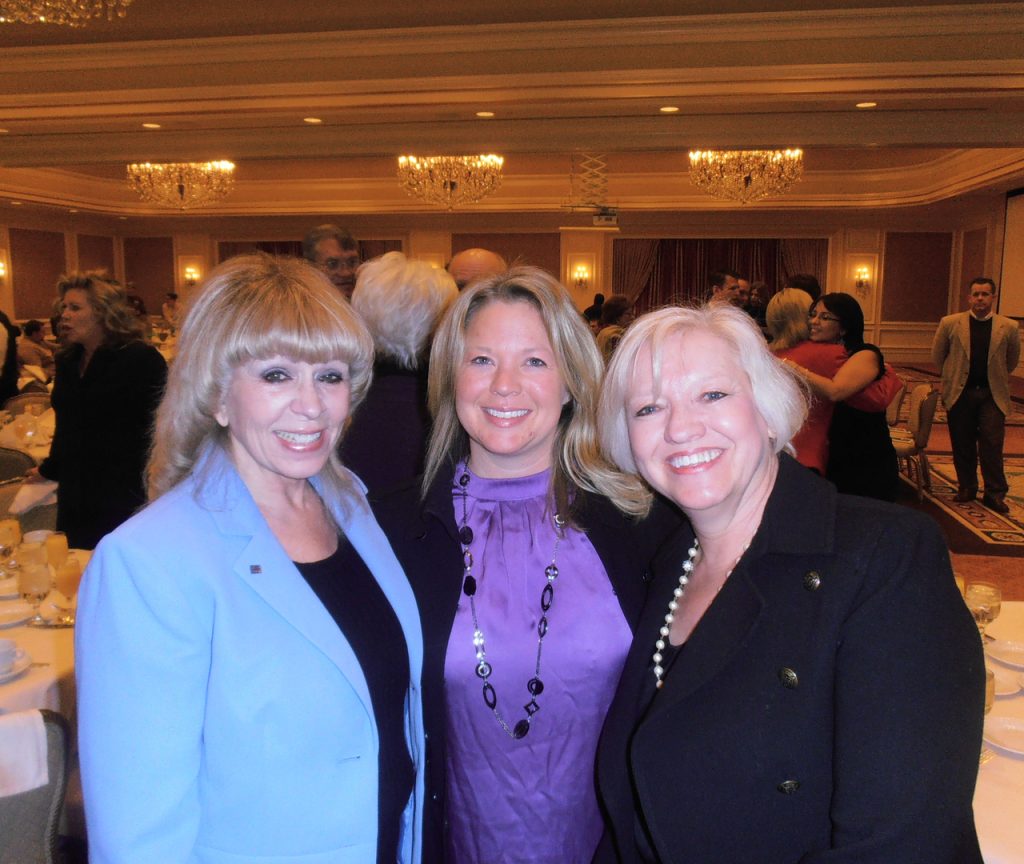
left=184, top=265, right=200, bottom=286
left=573, top=264, right=590, bottom=291
left=0, top=259, right=6, bottom=283
left=854, top=266, right=870, bottom=290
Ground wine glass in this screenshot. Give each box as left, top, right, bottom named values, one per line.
left=44, top=531, right=68, bottom=569
left=50, top=555, right=82, bottom=627
left=965, top=581, right=1002, bottom=641
left=0, top=518, right=21, bottom=578
left=981, top=667, right=995, bottom=765
left=17, top=558, right=52, bottom=626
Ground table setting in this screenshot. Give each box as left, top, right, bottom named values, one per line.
left=0, top=405, right=53, bottom=463
left=0, top=519, right=87, bottom=718
left=963, top=579, right=1024, bottom=864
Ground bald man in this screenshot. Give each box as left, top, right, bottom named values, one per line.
left=448, top=248, right=507, bottom=290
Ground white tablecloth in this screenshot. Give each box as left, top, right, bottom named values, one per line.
left=976, top=599, right=1024, bottom=864
left=0, top=601, right=75, bottom=719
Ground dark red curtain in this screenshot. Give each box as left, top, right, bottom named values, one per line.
left=614, top=237, right=827, bottom=314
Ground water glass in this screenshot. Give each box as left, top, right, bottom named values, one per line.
left=965, top=582, right=1002, bottom=640
left=17, top=562, right=51, bottom=626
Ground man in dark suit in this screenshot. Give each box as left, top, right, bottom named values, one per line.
left=931, top=277, right=1021, bottom=513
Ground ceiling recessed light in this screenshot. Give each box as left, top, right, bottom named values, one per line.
left=0, top=129, right=8, bottom=134
left=303, top=117, right=323, bottom=124
left=475, top=111, right=495, bottom=118
left=68, top=208, right=78, bottom=213
left=10, top=201, right=22, bottom=206
left=142, top=122, right=161, bottom=129
left=660, top=106, right=679, bottom=113
left=856, top=101, right=877, bottom=109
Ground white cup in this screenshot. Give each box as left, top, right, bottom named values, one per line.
left=0, top=638, right=17, bottom=674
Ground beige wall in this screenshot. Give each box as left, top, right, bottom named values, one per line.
left=0, top=192, right=1010, bottom=364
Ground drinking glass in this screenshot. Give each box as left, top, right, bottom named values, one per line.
left=965, top=582, right=1002, bottom=640
left=44, top=531, right=68, bottom=569
left=50, top=555, right=82, bottom=627
left=0, top=519, right=21, bottom=571
left=981, top=667, right=995, bottom=765
left=17, top=562, right=52, bottom=626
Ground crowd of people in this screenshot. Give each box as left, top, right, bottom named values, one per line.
left=2, top=233, right=987, bottom=863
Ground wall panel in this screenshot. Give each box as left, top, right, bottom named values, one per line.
left=77, top=234, right=116, bottom=275
left=9, top=227, right=65, bottom=319
left=880, top=232, right=951, bottom=322
left=452, top=233, right=560, bottom=278
left=124, top=236, right=174, bottom=315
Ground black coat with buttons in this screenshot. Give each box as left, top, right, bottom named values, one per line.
left=594, top=454, right=985, bottom=864
left=371, top=469, right=681, bottom=864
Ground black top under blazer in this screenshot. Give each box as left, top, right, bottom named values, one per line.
left=372, top=470, right=680, bottom=864
left=595, top=454, right=985, bottom=864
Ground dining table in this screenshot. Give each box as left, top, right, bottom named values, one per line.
left=978, top=598, right=1024, bottom=864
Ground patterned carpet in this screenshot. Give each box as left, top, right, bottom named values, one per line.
left=905, top=455, right=1024, bottom=549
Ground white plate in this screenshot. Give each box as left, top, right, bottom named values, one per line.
left=992, top=664, right=1022, bottom=697
left=983, top=717, right=1024, bottom=757
left=0, top=650, right=30, bottom=684
left=0, top=604, right=32, bottom=629
left=986, top=639, right=1024, bottom=670
left=0, top=575, right=16, bottom=600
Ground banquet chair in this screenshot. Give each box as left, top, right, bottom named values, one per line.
left=890, top=383, right=940, bottom=501
left=0, top=448, right=36, bottom=483
left=3, top=394, right=51, bottom=416
left=885, top=379, right=907, bottom=426
left=0, top=709, right=70, bottom=864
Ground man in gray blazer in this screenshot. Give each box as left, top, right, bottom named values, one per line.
left=931, top=277, right=1021, bottom=513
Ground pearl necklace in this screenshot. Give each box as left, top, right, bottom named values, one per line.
left=652, top=539, right=699, bottom=689
left=457, top=466, right=565, bottom=739
left=652, top=537, right=751, bottom=689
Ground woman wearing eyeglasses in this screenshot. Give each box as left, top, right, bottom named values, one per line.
left=783, top=292, right=899, bottom=501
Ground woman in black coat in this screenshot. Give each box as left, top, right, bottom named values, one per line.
left=593, top=304, right=984, bottom=864
left=30, top=273, right=166, bottom=549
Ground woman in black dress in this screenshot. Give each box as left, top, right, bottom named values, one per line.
left=29, top=273, right=166, bottom=548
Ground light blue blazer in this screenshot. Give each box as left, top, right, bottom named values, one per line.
left=75, top=449, right=425, bottom=864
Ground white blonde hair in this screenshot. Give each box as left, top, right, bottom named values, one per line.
left=351, top=252, right=458, bottom=369
left=598, top=304, right=807, bottom=516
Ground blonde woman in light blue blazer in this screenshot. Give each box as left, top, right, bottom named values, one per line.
left=75, top=254, right=425, bottom=864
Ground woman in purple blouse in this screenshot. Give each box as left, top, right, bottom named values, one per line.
left=372, top=267, right=677, bottom=863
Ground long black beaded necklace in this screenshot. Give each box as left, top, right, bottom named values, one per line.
left=457, top=465, right=565, bottom=740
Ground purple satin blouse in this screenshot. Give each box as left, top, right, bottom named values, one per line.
left=444, top=467, right=631, bottom=863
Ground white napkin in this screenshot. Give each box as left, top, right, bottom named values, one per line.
left=0, top=709, right=49, bottom=796
left=9, top=480, right=57, bottom=514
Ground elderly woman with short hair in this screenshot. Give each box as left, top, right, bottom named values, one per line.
left=342, top=251, right=458, bottom=493
left=593, top=303, right=983, bottom=864
left=373, top=266, right=677, bottom=864
left=30, top=273, right=166, bottom=548
left=76, top=254, right=425, bottom=864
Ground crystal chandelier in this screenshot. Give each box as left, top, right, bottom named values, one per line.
left=126, top=161, right=236, bottom=210
left=688, top=149, right=803, bottom=203
left=0, top=0, right=132, bottom=27
left=396, top=155, right=504, bottom=209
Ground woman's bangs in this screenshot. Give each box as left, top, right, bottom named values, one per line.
left=225, top=295, right=358, bottom=367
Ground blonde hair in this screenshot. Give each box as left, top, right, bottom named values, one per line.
left=423, top=266, right=643, bottom=522
left=56, top=272, right=144, bottom=345
left=147, top=254, right=374, bottom=503
left=351, top=252, right=458, bottom=369
left=598, top=304, right=807, bottom=516
left=766, top=287, right=813, bottom=351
